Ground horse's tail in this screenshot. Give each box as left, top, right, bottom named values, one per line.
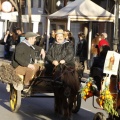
left=61, top=70, right=80, bottom=93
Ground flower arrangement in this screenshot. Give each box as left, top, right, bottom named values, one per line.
left=97, top=86, right=118, bottom=117
left=81, top=77, right=96, bottom=101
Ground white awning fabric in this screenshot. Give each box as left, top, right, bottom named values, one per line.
left=49, top=0, right=115, bottom=22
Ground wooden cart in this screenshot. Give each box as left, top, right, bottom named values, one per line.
left=9, top=71, right=81, bottom=113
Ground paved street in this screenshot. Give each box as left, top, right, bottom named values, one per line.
left=0, top=58, right=108, bottom=120
left=0, top=82, right=108, bottom=120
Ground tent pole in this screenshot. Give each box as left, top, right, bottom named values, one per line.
left=67, top=17, right=70, bottom=30
left=46, top=18, right=50, bottom=51
left=88, top=21, right=92, bottom=67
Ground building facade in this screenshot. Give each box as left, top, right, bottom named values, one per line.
left=0, top=0, right=118, bottom=48
left=0, top=0, right=46, bottom=40
left=23, top=0, right=45, bottom=34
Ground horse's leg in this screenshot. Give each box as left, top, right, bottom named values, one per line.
left=54, top=88, right=63, bottom=115
left=62, top=87, right=72, bottom=119
left=62, top=96, right=69, bottom=119
left=69, top=94, right=75, bottom=116
left=54, top=93, right=58, bottom=113
left=65, top=93, right=77, bottom=120
left=54, top=91, right=60, bottom=113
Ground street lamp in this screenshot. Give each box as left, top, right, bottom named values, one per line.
left=56, top=0, right=64, bottom=10
left=56, top=0, right=61, bottom=7
left=1, top=1, right=12, bottom=13
left=1, top=1, right=13, bottom=33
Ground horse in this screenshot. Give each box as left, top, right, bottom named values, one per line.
left=52, top=63, right=81, bottom=120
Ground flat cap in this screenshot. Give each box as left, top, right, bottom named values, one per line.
left=25, top=32, right=38, bottom=38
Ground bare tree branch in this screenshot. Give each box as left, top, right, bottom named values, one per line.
left=9, top=0, right=18, bottom=11
left=27, top=0, right=32, bottom=31
left=16, top=0, right=22, bottom=30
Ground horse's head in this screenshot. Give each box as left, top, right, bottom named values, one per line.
left=53, top=64, right=80, bottom=93
left=52, top=64, right=65, bottom=81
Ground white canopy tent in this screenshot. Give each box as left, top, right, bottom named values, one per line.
left=47, top=0, right=115, bottom=60
left=49, top=0, right=114, bottom=22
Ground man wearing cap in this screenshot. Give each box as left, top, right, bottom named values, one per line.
left=11, top=32, right=45, bottom=88
left=45, top=29, right=75, bottom=75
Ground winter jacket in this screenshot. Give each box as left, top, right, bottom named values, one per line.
left=12, top=40, right=42, bottom=68
left=76, top=39, right=87, bottom=61
left=46, top=40, right=75, bottom=66
left=98, top=39, right=109, bottom=49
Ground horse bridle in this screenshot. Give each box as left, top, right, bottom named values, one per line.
left=53, top=64, right=75, bottom=81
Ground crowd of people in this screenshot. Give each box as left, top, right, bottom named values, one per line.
left=6, top=28, right=76, bottom=89
left=0, top=28, right=24, bottom=59
left=0, top=27, right=111, bottom=65
left=90, top=32, right=110, bottom=91
left=0, top=28, right=44, bottom=60
left=0, top=27, right=111, bottom=90
left=91, top=32, right=110, bottom=68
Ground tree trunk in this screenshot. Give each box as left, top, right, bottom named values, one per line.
left=9, top=0, right=18, bottom=11
left=64, top=0, right=68, bottom=6
left=27, top=0, right=32, bottom=31
left=17, top=0, right=22, bottom=30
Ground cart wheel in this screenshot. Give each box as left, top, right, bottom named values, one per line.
left=108, top=113, right=120, bottom=120
left=93, top=112, right=106, bottom=120
left=10, top=86, right=21, bottom=112
left=72, top=92, right=81, bottom=113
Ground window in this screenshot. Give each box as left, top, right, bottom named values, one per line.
left=21, top=0, right=25, bottom=6
left=50, top=24, right=56, bottom=32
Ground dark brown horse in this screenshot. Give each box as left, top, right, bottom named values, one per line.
left=53, top=64, right=81, bottom=120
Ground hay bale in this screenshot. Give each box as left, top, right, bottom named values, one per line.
left=0, top=63, right=22, bottom=84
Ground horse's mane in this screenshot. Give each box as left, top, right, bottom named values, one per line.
left=53, top=65, right=80, bottom=93
left=61, top=66, right=79, bottom=93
